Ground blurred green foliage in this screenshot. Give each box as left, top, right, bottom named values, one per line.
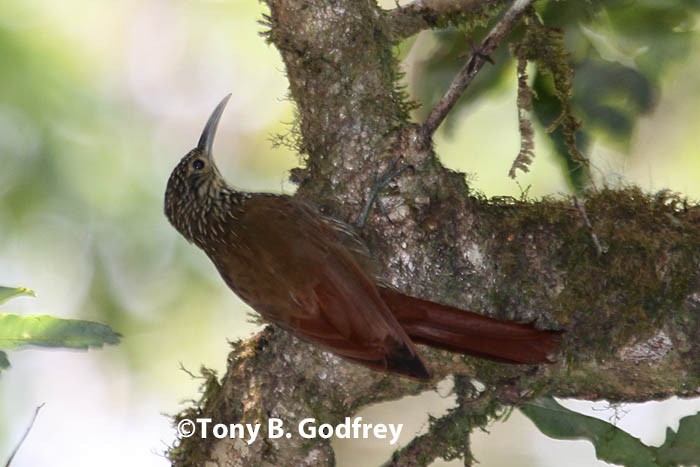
left=412, top=1, right=700, bottom=191
left=0, top=0, right=285, bottom=456
left=0, top=3, right=296, bottom=407
left=0, top=287, right=35, bottom=304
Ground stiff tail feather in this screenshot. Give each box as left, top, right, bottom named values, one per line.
left=378, top=287, right=563, bottom=364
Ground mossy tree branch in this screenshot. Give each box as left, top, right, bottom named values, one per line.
left=169, top=0, right=700, bottom=465
left=385, top=0, right=510, bottom=41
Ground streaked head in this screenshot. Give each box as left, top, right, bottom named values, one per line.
left=164, top=94, right=231, bottom=241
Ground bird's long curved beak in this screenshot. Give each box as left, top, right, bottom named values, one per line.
left=197, top=93, right=232, bottom=158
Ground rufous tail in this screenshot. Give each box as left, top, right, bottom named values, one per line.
left=378, top=287, right=563, bottom=364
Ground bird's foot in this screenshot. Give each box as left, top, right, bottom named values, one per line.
left=356, top=156, right=414, bottom=229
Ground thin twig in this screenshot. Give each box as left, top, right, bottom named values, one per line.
left=384, top=407, right=466, bottom=466
left=422, top=0, right=535, bottom=139
left=574, top=197, right=604, bottom=256
left=178, top=362, right=198, bottom=379
left=387, top=379, right=493, bottom=467
left=5, top=403, right=45, bottom=467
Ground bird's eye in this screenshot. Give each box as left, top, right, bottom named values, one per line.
left=192, top=159, right=205, bottom=170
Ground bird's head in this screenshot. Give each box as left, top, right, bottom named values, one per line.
left=164, top=94, right=231, bottom=242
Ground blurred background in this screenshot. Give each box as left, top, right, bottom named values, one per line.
left=1, top=1, right=699, bottom=466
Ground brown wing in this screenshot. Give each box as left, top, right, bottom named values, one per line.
left=212, top=195, right=430, bottom=379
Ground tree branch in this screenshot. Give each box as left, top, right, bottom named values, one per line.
left=422, top=0, right=535, bottom=138
left=5, top=403, right=44, bottom=467
left=170, top=187, right=700, bottom=465
left=385, top=0, right=511, bottom=41
left=387, top=376, right=493, bottom=466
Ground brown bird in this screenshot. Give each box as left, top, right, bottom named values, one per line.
left=164, top=95, right=562, bottom=380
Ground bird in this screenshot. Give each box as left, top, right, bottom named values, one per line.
left=164, top=94, right=562, bottom=380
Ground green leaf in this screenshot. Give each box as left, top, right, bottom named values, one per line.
left=0, top=350, right=9, bottom=369
left=521, top=397, right=659, bottom=467
left=0, top=286, right=36, bottom=305
left=656, top=412, right=700, bottom=466
left=0, top=314, right=121, bottom=350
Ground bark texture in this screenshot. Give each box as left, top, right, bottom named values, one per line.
left=169, top=1, right=700, bottom=465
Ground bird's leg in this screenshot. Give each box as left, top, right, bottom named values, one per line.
left=356, top=156, right=414, bottom=229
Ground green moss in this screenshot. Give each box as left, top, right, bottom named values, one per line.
left=481, top=187, right=700, bottom=365
left=512, top=9, right=586, bottom=180
left=168, top=366, right=224, bottom=466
